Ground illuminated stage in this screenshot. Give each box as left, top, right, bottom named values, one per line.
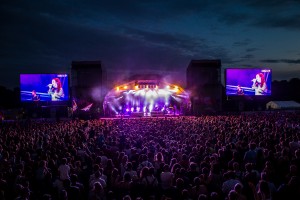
left=103, top=79, right=191, bottom=117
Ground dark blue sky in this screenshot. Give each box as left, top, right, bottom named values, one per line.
left=1, top=0, right=300, bottom=89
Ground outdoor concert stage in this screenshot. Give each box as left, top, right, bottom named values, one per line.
left=114, top=112, right=180, bottom=118
left=103, top=79, right=191, bottom=117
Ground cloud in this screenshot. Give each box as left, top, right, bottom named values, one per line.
left=240, top=64, right=256, bottom=68
left=119, top=27, right=235, bottom=65
left=213, top=1, right=300, bottom=30
left=0, top=1, right=226, bottom=65
left=261, top=59, right=300, bottom=64
left=217, top=12, right=251, bottom=25
left=272, top=68, right=300, bottom=81
left=240, top=54, right=255, bottom=59
left=247, top=0, right=300, bottom=9
left=123, top=27, right=208, bottom=55
left=232, top=39, right=252, bottom=47
left=252, top=14, right=300, bottom=30
left=0, top=1, right=208, bottom=25
left=246, top=48, right=259, bottom=52
left=1, top=0, right=300, bottom=88
left=2, top=0, right=300, bottom=30
left=244, top=0, right=300, bottom=30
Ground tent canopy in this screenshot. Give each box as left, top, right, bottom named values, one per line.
left=266, top=101, right=300, bottom=110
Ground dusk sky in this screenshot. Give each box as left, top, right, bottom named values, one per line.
left=1, top=0, right=300, bottom=89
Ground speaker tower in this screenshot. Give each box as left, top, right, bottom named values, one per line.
left=186, top=60, right=222, bottom=115
left=71, top=61, right=106, bottom=117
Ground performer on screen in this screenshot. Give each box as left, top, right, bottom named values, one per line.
left=251, top=73, right=267, bottom=95
left=47, top=78, right=64, bottom=101
left=236, top=85, right=244, bottom=95
left=31, top=90, right=40, bottom=101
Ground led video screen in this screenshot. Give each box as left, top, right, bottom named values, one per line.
left=20, top=74, right=69, bottom=102
left=226, top=68, right=271, bottom=96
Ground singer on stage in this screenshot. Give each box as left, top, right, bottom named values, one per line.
left=47, top=78, right=64, bottom=101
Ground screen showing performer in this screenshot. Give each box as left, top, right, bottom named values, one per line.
left=20, top=74, right=69, bottom=102
left=226, top=68, right=271, bottom=96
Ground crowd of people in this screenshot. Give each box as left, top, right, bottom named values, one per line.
left=0, top=111, right=300, bottom=200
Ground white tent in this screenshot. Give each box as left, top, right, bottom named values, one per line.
left=266, top=101, right=300, bottom=110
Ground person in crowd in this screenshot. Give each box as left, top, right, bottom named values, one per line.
left=58, top=158, right=70, bottom=181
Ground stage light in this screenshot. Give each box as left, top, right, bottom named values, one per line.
left=166, top=85, right=170, bottom=89
left=124, top=86, right=128, bottom=89
left=158, top=89, right=170, bottom=96
left=174, top=86, right=179, bottom=92
left=149, top=103, right=153, bottom=112
left=116, top=87, right=120, bottom=91
left=146, top=90, right=152, bottom=98
left=131, top=107, right=134, bottom=112
left=135, top=85, right=139, bottom=90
